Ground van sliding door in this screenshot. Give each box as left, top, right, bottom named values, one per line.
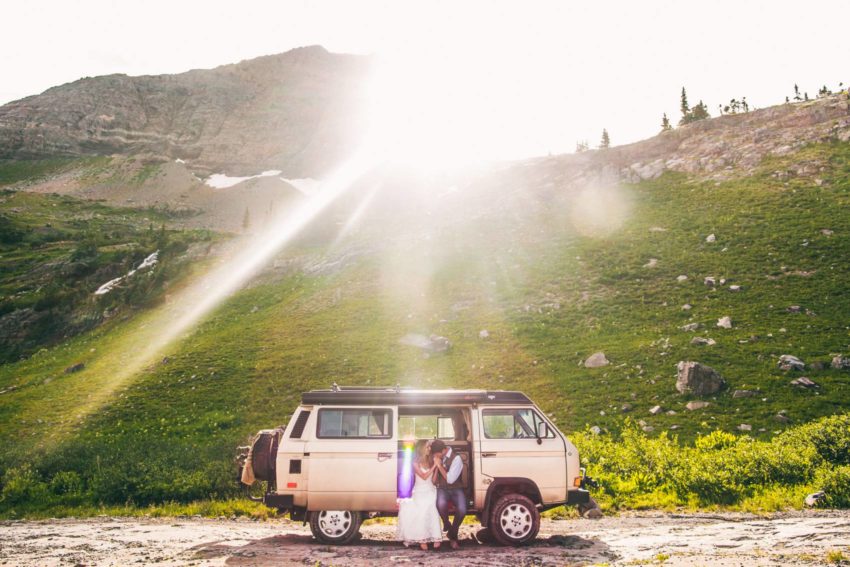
left=305, top=405, right=398, bottom=512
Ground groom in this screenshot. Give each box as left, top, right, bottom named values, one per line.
left=430, top=440, right=466, bottom=549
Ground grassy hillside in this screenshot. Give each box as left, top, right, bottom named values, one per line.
left=0, top=141, right=849, bottom=515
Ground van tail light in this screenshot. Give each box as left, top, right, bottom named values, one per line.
left=573, top=476, right=583, bottom=488
left=286, top=482, right=297, bottom=488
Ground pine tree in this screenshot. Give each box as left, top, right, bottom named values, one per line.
left=661, top=113, right=672, bottom=131
left=804, top=92, right=809, bottom=101
left=793, top=84, right=801, bottom=102
left=599, top=129, right=610, bottom=149
left=575, top=140, right=589, bottom=153
left=680, top=87, right=690, bottom=118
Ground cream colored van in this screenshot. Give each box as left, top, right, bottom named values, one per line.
left=239, top=387, right=593, bottom=546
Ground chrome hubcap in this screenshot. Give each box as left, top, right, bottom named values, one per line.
left=499, top=503, right=532, bottom=540
left=318, top=510, right=352, bottom=537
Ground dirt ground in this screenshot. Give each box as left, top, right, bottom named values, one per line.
left=1, top=511, right=848, bottom=566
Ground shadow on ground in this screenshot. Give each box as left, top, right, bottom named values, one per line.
left=190, top=528, right=617, bottom=566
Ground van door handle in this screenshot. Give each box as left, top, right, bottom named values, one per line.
left=482, top=452, right=497, bottom=457
left=377, top=452, right=393, bottom=461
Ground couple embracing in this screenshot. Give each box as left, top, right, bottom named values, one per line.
left=397, top=439, right=466, bottom=550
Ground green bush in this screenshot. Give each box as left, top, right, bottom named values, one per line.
left=49, top=471, right=83, bottom=497
left=813, top=465, right=850, bottom=508
left=1, top=464, right=50, bottom=506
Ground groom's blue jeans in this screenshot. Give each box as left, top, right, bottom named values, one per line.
left=436, top=487, right=466, bottom=541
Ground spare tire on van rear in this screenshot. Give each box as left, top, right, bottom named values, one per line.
left=246, top=428, right=284, bottom=483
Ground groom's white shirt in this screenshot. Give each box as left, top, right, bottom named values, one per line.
left=443, top=447, right=463, bottom=485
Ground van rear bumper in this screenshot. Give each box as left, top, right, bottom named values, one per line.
left=263, top=493, right=294, bottom=510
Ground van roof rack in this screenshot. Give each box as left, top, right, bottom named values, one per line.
left=302, top=387, right=532, bottom=406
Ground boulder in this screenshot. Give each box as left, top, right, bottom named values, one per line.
left=790, top=376, right=818, bottom=388
left=787, top=305, right=802, bottom=313
left=478, top=329, right=490, bottom=339
left=649, top=405, right=663, bottom=415
left=589, top=426, right=602, bottom=435
left=737, top=424, right=752, bottom=432
left=398, top=333, right=452, bottom=354
left=805, top=491, right=825, bottom=507
left=728, top=285, right=742, bottom=292
left=706, top=233, right=716, bottom=243
left=732, top=390, right=756, bottom=398
left=643, top=258, right=658, bottom=268
left=676, top=361, right=726, bottom=396
left=778, top=354, right=805, bottom=371
left=584, top=352, right=610, bottom=368
left=578, top=497, right=603, bottom=518
left=686, top=401, right=710, bottom=410
left=621, top=403, right=633, bottom=413
left=642, top=425, right=655, bottom=432
left=682, top=304, right=692, bottom=311
left=704, top=276, right=716, bottom=286
left=681, top=322, right=701, bottom=332
left=716, top=316, right=733, bottom=329
left=64, top=362, right=85, bottom=374
left=676, top=275, right=689, bottom=282
left=690, top=337, right=716, bottom=346
left=775, top=413, right=791, bottom=423
left=831, top=355, right=850, bottom=370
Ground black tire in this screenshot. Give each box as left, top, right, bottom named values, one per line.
left=308, top=510, right=362, bottom=545
left=488, top=493, right=540, bottom=546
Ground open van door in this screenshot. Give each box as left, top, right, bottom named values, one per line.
left=305, top=405, right=398, bottom=512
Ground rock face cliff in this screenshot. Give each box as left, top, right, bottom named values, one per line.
left=0, top=46, right=370, bottom=176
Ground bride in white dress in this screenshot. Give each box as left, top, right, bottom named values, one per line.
left=397, top=439, right=443, bottom=550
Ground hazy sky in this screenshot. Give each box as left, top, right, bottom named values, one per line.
left=1, top=0, right=848, bottom=160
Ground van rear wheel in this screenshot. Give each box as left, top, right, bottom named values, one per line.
left=489, top=494, right=540, bottom=546
left=308, top=510, right=362, bottom=545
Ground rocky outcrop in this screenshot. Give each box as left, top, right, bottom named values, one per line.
left=0, top=46, right=370, bottom=177
left=676, top=361, right=726, bottom=396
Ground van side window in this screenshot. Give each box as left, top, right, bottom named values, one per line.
left=482, top=408, right=555, bottom=439
left=317, top=408, right=392, bottom=439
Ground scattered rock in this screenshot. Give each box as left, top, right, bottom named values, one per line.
left=706, top=233, right=716, bottom=243
left=398, top=333, right=452, bottom=354
left=666, top=410, right=677, bottom=415
left=250, top=305, right=259, bottom=313
left=704, top=276, right=716, bottom=286
left=690, top=337, right=716, bottom=346
left=642, top=425, right=655, bottom=433
left=778, top=354, right=805, bottom=371
left=728, top=285, right=742, bottom=292
left=775, top=413, right=791, bottom=423
left=643, top=258, right=658, bottom=268
left=676, top=275, right=689, bottom=282
left=732, top=390, right=756, bottom=398
left=669, top=424, right=680, bottom=430
left=831, top=355, right=850, bottom=370
left=620, top=403, right=632, bottom=413
left=790, top=376, right=818, bottom=388
left=682, top=304, right=692, bottom=311
left=716, top=316, right=732, bottom=329
left=579, top=497, right=603, bottom=518
left=64, top=363, right=85, bottom=374
left=649, top=405, right=663, bottom=415
left=681, top=322, right=702, bottom=332
left=677, top=361, right=726, bottom=396
left=787, top=305, right=802, bottom=313
left=805, top=491, right=825, bottom=507
left=820, top=229, right=834, bottom=236
left=478, top=329, right=490, bottom=339
left=589, top=426, right=602, bottom=435
left=161, top=356, right=170, bottom=364
left=584, top=352, right=610, bottom=368
left=737, top=424, right=752, bottom=432
left=649, top=226, right=668, bottom=233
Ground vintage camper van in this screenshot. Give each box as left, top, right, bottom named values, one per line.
left=239, top=387, right=593, bottom=546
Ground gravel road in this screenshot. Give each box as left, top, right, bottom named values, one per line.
left=1, top=511, right=848, bottom=566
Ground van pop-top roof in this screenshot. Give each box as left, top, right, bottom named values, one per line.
left=301, top=385, right=532, bottom=406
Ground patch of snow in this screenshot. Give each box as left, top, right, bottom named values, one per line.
left=281, top=177, right=320, bottom=196
left=94, top=251, right=159, bottom=295
left=205, top=170, right=283, bottom=189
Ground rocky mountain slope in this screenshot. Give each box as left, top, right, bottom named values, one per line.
left=0, top=46, right=370, bottom=177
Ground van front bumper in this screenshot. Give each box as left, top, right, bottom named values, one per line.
left=566, top=489, right=591, bottom=505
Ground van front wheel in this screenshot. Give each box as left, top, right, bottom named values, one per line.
left=489, top=494, right=540, bottom=546
left=309, top=510, right=362, bottom=545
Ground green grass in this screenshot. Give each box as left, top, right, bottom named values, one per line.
left=0, top=141, right=849, bottom=515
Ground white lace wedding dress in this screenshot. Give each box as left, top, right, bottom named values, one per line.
left=396, top=464, right=443, bottom=545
